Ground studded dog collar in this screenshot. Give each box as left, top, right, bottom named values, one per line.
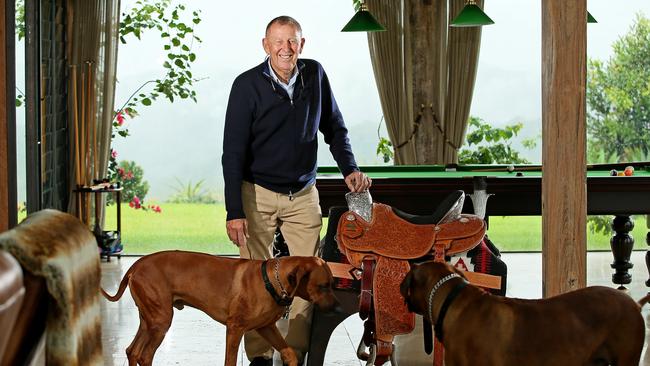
left=427, top=273, right=467, bottom=342
left=261, top=259, right=293, bottom=307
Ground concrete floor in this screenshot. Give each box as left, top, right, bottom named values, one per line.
left=100, top=251, right=650, bottom=365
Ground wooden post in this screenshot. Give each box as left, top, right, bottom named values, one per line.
left=0, top=0, right=17, bottom=232
left=541, top=0, right=587, bottom=297
left=409, top=0, right=442, bottom=164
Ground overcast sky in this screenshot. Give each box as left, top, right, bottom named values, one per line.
left=16, top=0, right=650, bottom=202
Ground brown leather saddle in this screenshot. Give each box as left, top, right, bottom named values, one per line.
left=336, top=190, right=486, bottom=366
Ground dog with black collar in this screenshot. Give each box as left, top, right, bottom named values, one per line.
left=102, top=251, right=340, bottom=366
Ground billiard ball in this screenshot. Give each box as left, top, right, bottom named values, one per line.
left=516, top=172, right=523, bottom=177
left=610, top=169, right=618, bottom=176
left=617, top=171, right=625, bottom=176
left=507, top=165, right=515, bottom=173
left=624, top=166, right=634, bottom=176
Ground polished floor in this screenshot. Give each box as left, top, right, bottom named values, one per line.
left=100, top=251, right=650, bottom=365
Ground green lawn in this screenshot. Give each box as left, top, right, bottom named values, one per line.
left=103, top=203, right=650, bottom=254
left=486, top=215, right=648, bottom=251
left=105, top=203, right=235, bottom=254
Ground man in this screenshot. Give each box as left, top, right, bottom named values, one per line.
left=222, top=15, right=371, bottom=366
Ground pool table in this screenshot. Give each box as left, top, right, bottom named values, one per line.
left=315, top=163, right=650, bottom=287
left=307, top=163, right=650, bottom=366
left=316, top=163, right=650, bottom=217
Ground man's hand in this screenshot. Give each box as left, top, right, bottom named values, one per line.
left=226, top=218, right=248, bottom=247
left=344, top=171, right=372, bottom=192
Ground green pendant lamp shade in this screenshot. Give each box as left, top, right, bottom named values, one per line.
left=341, top=3, right=386, bottom=32
left=587, top=11, right=597, bottom=23
left=450, top=0, right=494, bottom=27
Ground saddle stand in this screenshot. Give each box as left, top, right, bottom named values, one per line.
left=336, top=191, right=486, bottom=366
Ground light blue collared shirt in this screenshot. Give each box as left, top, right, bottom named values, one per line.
left=268, top=59, right=299, bottom=99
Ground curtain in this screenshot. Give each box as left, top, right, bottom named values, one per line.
left=366, top=0, right=416, bottom=164
left=443, top=0, right=484, bottom=162
left=66, top=0, right=120, bottom=224
left=367, top=0, right=483, bottom=164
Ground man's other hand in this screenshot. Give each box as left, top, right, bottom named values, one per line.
left=344, top=171, right=372, bottom=192
left=226, top=218, right=248, bottom=247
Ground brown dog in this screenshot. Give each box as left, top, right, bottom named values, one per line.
left=102, top=251, right=339, bottom=366
left=400, top=261, right=648, bottom=366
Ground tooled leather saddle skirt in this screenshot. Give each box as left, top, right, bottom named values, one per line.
left=336, top=199, right=486, bottom=343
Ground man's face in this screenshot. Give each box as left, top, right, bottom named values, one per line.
left=263, top=22, right=305, bottom=81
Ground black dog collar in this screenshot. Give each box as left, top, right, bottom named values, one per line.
left=434, top=280, right=468, bottom=342
left=261, top=260, right=293, bottom=307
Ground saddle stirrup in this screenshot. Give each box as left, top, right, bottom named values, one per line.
left=356, top=337, right=398, bottom=366
left=357, top=319, right=375, bottom=361
left=355, top=342, right=376, bottom=366
left=356, top=338, right=370, bottom=361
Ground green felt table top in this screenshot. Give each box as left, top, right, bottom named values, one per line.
left=317, top=164, right=650, bottom=178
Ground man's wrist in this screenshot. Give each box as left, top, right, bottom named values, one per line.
left=342, top=167, right=359, bottom=178
left=226, top=211, right=246, bottom=221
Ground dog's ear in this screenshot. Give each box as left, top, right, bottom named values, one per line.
left=449, top=263, right=468, bottom=280
left=288, top=264, right=310, bottom=294
left=287, top=267, right=300, bottom=288
left=400, top=267, right=415, bottom=300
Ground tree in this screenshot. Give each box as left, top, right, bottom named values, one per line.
left=457, top=117, right=534, bottom=164
left=110, top=160, right=150, bottom=204
left=377, top=116, right=536, bottom=165
left=587, top=14, right=650, bottom=161
left=116, top=0, right=202, bottom=116
left=109, top=0, right=202, bottom=181
left=15, top=0, right=203, bottom=181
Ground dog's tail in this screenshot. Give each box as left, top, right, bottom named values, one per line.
left=637, top=293, right=650, bottom=309
left=101, top=265, right=135, bottom=302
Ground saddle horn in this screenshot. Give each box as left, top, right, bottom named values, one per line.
left=345, top=191, right=373, bottom=222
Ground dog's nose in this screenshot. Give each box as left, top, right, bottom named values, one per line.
left=317, top=296, right=342, bottom=314
left=318, top=302, right=344, bottom=315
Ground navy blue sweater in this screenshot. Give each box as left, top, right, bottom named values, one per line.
left=222, top=59, right=358, bottom=220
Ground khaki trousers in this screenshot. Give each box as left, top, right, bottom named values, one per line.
left=240, top=182, right=322, bottom=361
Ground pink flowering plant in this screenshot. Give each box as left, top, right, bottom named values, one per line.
left=107, top=160, right=160, bottom=213
left=128, top=196, right=162, bottom=213
left=104, top=1, right=202, bottom=212
left=107, top=107, right=137, bottom=177
left=106, top=114, right=161, bottom=212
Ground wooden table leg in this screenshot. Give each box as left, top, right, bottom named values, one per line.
left=611, top=215, right=634, bottom=289
left=645, top=215, right=650, bottom=287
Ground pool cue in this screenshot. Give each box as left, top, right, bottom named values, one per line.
left=85, top=61, right=93, bottom=225
left=78, top=68, right=86, bottom=223
left=40, top=65, right=46, bottom=185
left=71, top=65, right=82, bottom=218
left=85, top=61, right=91, bottom=183
left=80, top=67, right=90, bottom=225
left=88, top=61, right=102, bottom=232
left=584, top=161, right=650, bottom=170
left=469, top=161, right=650, bottom=173
left=464, top=165, right=541, bottom=172
left=87, top=61, right=98, bottom=181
